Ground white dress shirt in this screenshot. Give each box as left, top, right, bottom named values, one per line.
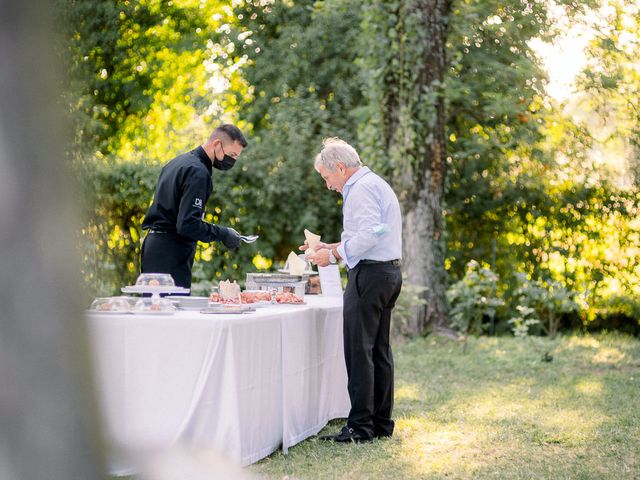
left=336, top=167, right=402, bottom=269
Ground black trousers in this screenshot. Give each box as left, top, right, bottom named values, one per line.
left=343, top=262, right=402, bottom=438
left=140, top=232, right=196, bottom=290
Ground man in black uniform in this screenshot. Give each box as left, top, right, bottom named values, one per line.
left=140, top=124, right=248, bottom=289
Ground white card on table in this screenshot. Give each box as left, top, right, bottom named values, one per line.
left=318, top=265, right=343, bottom=297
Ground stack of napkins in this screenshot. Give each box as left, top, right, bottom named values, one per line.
left=304, top=229, right=321, bottom=255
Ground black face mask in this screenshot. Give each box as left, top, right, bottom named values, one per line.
left=213, top=144, right=236, bottom=170
left=213, top=155, right=236, bottom=170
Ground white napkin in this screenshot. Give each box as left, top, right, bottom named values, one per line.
left=304, top=229, right=321, bottom=256
left=287, top=251, right=307, bottom=275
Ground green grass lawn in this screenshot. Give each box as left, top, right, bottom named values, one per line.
left=251, top=333, right=640, bottom=479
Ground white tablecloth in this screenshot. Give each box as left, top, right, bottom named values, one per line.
left=87, top=296, right=350, bottom=475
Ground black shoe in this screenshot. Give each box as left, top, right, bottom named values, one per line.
left=373, top=428, right=393, bottom=438
left=319, top=425, right=372, bottom=443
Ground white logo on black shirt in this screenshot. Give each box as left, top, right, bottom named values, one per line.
left=193, top=198, right=203, bottom=208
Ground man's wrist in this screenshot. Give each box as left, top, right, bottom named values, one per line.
left=328, top=249, right=337, bottom=264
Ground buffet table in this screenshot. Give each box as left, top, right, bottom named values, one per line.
left=87, top=296, right=350, bottom=475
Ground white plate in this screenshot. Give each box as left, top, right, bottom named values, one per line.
left=86, top=310, right=132, bottom=315
left=250, top=301, right=272, bottom=308
left=168, top=295, right=209, bottom=302
left=200, top=306, right=256, bottom=314
left=131, top=310, right=176, bottom=316
left=232, top=300, right=272, bottom=308
left=211, top=300, right=271, bottom=307
left=169, top=296, right=209, bottom=309
left=122, top=286, right=190, bottom=294
left=200, top=310, right=256, bottom=315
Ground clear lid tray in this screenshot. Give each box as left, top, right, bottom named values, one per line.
left=133, top=297, right=176, bottom=314
left=135, top=273, right=175, bottom=287
left=89, top=296, right=132, bottom=313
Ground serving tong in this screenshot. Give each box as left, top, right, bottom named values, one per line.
left=239, top=234, right=259, bottom=244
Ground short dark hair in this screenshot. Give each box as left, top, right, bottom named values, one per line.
left=213, top=124, right=248, bottom=148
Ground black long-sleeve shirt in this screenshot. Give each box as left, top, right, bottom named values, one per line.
left=142, top=146, right=226, bottom=243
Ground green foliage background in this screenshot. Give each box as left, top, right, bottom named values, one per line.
left=64, top=0, right=640, bottom=333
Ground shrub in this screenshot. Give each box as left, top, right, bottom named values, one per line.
left=508, top=305, right=540, bottom=338
left=512, top=273, right=579, bottom=338
left=76, top=159, right=159, bottom=300
left=392, top=282, right=428, bottom=339
left=446, top=260, right=504, bottom=336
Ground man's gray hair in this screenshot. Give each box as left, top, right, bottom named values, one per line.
left=314, top=137, right=362, bottom=171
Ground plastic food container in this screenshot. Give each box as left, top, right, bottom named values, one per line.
left=245, top=273, right=307, bottom=298
left=134, top=273, right=175, bottom=287
left=89, top=296, right=132, bottom=313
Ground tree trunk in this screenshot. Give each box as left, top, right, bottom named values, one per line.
left=396, top=0, right=451, bottom=334
left=357, top=0, right=453, bottom=335
left=403, top=169, right=448, bottom=333
left=0, top=1, right=105, bottom=478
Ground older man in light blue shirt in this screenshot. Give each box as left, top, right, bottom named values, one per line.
left=306, top=138, right=403, bottom=443
left=336, top=165, right=402, bottom=269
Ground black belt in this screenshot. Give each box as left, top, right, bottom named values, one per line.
left=358, top=259, right=401, bottom=266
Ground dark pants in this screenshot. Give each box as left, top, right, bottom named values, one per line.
left=140, top=232, right=196, bottom=290
left=343, top=262, right=402, bottom=439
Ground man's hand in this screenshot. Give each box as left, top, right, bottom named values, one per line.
left=220, top=226, right=241, bottom=250
left=307, top=248, right=331, bottom=267
left=299, top=240, right=329, bottom=253
left=299, top=240, right=310, bottom=252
